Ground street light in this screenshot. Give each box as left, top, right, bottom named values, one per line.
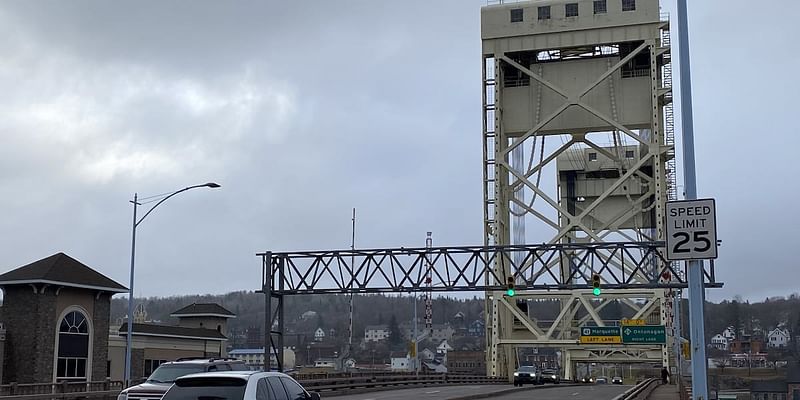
left=124, top=182, right=220, bottom=386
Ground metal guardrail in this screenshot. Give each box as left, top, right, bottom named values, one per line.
left=0, top=380, right=123, bottom=398
left=0, top=374, right=504, bottom=399
left=612, top=378, right=660, bottom=400
left=300, top=374, right=506, bottom=393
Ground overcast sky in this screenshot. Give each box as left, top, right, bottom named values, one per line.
left=0, top=0, right=796, bottom=303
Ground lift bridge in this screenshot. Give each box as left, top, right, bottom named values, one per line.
left=258, top=0, right=721, bottom=383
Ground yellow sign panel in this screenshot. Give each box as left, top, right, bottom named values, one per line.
left=580, top=336, right=622, bottom=344
left=621, top=319, right=646, bottom=326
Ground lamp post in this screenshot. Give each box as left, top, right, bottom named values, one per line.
left=124, top=182, right=220, bottom=386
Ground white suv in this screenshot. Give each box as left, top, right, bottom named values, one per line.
left=162, top=371, right=321, bottom=400
left=118, top=358, right=249, bottom=400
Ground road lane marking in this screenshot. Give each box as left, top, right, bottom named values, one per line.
left=572, top=392, right=580, bottom=396
left=425, top=390, right=441, bottom=394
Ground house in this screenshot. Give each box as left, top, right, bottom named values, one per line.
left=730, top=334, right=764, bottom=354
left=446, top=351, right=485, bottom=375
left=364, top=325, right=390, bottom=342
left=751, top=381, right=788, bottom=400
left=467, top=320, right=485, bottom=337
left=314, top=328, right=325, bottom=342
left=750, top=363, right=800, bottom=400
left=711, top=334, right=730, bottom=351
left=430, top=324, right=456, bottom=342
left=314, top=358, right=337, bottom=369
left=722, top=326, right=737, bottom=341
left=390, top=352, right=412, bottom=372
left=437, top=339, right=453, bottom=353
left=228, top=347, right=296, bottom=371
left=768, top=328, right=790, bottom=349
left=0, top=252, right=127, bottom=383
left=420, top=348, right=436, bottom=361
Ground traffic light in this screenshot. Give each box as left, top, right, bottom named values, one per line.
left=506, top=276, right=516, bottom=297
left=591, top=274, right=601, bottom=296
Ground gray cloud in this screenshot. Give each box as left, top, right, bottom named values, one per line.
left=0, top=0, right=796, bottom=302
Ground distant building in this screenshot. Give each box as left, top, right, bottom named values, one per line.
left=109, top=302, right=235, bottom=380
left=390, top=352, right=412, bottom=372
left=730, top=334, right=764, bottom=355
left=467, top=320, right=485, bottom=337
left=722, top=326, right=737, bottom=341
left=430, top=324, right=455, bottom=342
left=314, top=358, right=337, bottom=369
left=228, top=347, right=296, bottom=371
left=364, top=325, right=390, bottom=342
left=751, top=381, right=788, bottom=400
left=768, top=328, right=790, bottom=349
left=446, top=351, right=485, bottom=375
left=750, top=363, right=800, bottom=400
left=314, top=328, right=325, bottom=342
left=0, top=253, right=127, bottom=383
left=711, top=334, right=729, bottom=351
left=436, top=339, right=453, bottom=353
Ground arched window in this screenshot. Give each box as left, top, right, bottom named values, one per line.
left=56, top=310, right=89, bottom=381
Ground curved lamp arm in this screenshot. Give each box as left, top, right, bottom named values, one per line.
left=135, top=182, right=220, bottom=227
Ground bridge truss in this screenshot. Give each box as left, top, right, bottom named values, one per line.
left=258, top=242, right=719, bottom=371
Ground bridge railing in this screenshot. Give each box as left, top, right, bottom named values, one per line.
left=0, top=374, right=504, bottom=399
left=0, top=379, right=122, bottom=399
left=612, top=378, right=660, bottom=400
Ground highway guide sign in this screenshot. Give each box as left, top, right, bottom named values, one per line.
left=666, top=198, right=718, bottom=260
left=580, top=326, right=621, bottom=344
left=622, top=325, right=667, bottom=344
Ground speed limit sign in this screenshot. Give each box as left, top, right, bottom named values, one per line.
left=666, top=198, right=718, bottom=260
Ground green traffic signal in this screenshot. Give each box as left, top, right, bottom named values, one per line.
left=506, top=288, right=516, bottom=297
left=593, top=287, right=601, bottom=296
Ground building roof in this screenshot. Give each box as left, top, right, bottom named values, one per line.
left=170, top=303, right=236, bottom=318
left=119, top=322, right=227, bottom=341
left=365, top=325, right=389, bottom=331
left=0, top=252, right=127, bottom=292
left=751, top=380, right=788, bottom=393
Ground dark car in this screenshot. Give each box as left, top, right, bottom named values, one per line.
left=612, top=376, right=623, bottom=385
left=118, top=358, right=248, bottom=400
left=162, top=371, right=321, bottom=400
left=540, top=369, right=560, bottom=384
left=513, top=366, right=542, bottom=386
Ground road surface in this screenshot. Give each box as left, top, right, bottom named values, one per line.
left=328, top=384, right=631, bottom=400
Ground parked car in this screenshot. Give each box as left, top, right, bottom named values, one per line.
left=162, top=371, right=321, bottom=400
left=540, top=369, right=560, bottom=384
left=117, top=357, right=248, bottom=400
left=595, top=376, right=608, bottom=384
left=612, top=376, right=624, bottom=385
left=513, top=366, right=542, bottom=386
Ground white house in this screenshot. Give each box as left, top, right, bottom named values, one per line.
left=314, top=327, right=325, bottom=342
left=228, top=347, right=296, bottom=370
left=767, top=328, right=790, bottom=348
left=722, top=326, right=737, bottom=341
left=710, top=334, right=729, bottom=351
left=390, top=353, right=412, bottom=371
left=437, top=339, right=453, bottom=353
left=365, top=325, right=390, bottom=342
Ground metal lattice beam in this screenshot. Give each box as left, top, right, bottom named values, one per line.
left=258, top=242, right=719, bottom=295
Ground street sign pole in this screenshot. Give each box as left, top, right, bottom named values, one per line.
left=675, top=0, right=709, bottom=397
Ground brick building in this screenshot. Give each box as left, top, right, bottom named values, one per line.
left=0, top=253, right=127, bottom=383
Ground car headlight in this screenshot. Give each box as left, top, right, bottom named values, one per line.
left=513, top=372, right=519, bottom=376
left=531, top=373, right=536, bottom=377
left=552, top=375, right=557, bottom=379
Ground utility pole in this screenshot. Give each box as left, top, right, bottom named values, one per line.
left=675, top=0, right=709, bottom=398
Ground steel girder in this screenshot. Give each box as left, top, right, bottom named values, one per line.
left=482, top=31, right=679, bottom=379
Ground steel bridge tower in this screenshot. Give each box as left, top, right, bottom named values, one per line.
left=481, top=0, right=674, bottom=379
